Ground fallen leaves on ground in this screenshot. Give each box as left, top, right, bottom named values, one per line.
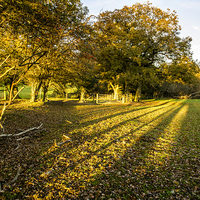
left=0, top=99, right=200, bottom=199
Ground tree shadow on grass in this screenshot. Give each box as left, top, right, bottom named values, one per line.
left=28, top=101, right=186, bottom=199
left=62, top=101, right=182, bottom=165
left=0, top=100, right=187, bottom=199
left=164, top=102, right=200, bottom=199
left=71, top=102, right=187, bottom=199
left=79, top=101, right=175, bottom=127
left=66, top=101, right=178, bottom=153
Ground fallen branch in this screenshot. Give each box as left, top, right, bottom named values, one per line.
left=57, top=135, right=72, bottom=146
left=0, top=123, right=43, bottom=138
left=16, top=136, right=30, bottom=141
left=57, top=139, right=72, bottom=146
left=0, top=165, right=21, bottom=193
left=40, top=168, right=54, bottom=177
left=13, top=143, right=20, bottom=151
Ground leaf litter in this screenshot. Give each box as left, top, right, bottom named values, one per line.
left=0, top=99, right=199, bottom=199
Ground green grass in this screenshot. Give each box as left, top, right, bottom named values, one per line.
left=18, top=86, right=54, bottom=99
left=1, top=99, right=200, bottom=199
left=18, top=86, right=31, bottom=99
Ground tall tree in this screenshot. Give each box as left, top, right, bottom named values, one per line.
left=0, top=0, right=89, bottom=102
left=94, top=2, right=193, bottom=101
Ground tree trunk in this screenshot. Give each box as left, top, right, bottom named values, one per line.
left=134, top=81, right=142, bottom=102
left=125, top=82, right=129, bottom=103
left=30, top=83, right=37, bottom=102
left=110, top=83, right=119, bottom=100
left=79, top=87, right=85, bottom=102
left=8, top=80, right=14, bottom=100
left=30, top=81, right=42, bottom=102
left=5, top=86, right=9, bottom=100
left=13, top=86, right=21, bottom=99
left=42, top=84, right=49, bottom=102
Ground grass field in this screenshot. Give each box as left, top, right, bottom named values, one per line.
left=18, top=86, right=54, bottom=99
left=0, top=86, right=55, bottom=100
left=0, top=99, right=200, bottom=199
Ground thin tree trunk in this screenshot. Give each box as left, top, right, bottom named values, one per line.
left=134, top=81, right=142, bottom=102
left=30, top=82, right=36, bottom=102
left=42, top=85, right=49, bottom=102
left=125, top=82, right=129, bottom=103
left=13, top=86, right=21, bottom=99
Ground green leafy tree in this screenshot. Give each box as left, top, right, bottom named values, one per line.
left=0, top=0, right=89, bottom=102
left=161, top=56, right=199, bottom=84
left=94, top=2, right=193, bottom=101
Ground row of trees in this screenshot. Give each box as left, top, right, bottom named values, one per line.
left=0, top=1, right=199, bottom=103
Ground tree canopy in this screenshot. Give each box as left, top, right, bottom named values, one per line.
left=94, top=2, right=197, bottom=100
left=0, top=1, right=199, bottom=101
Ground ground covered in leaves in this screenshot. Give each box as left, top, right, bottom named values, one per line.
left=0, top=99, right=200, bottom=199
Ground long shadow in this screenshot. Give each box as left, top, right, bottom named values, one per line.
left=8, top=100, right=184, bottom=199
left=60, top=102, right=184, bottom=174
left=68, top=101, right=179, bottom=151
left=25, top=101, right=178, bottom=172
left=71, top=102, right=186, bottom=199
left=44, top=100, right=173, bottom=124
left=75, top=100, right=175, bottom=127
left=23, top=101, right=182, bottom=198
left=165, top=102, right=200, bottom=199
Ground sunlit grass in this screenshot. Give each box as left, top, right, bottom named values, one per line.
left=146, top=104, right=188, bottom=166
left=1, top=99, right=200, bottom=199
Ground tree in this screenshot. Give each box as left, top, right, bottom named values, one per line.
left=94, top=2, right=193, bottom=101
left=70, top=37, right=97, bottom=102
left=161, top=56, right=199, bottom=84
left=0, top=0, right=89, bottom=102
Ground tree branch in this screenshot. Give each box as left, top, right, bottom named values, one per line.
left=11, top=86, right=25, bottom=102
left=0, top=165, right=21, bottom=193
left=57, top=139, right=72, bottom=146
left=0, top=103, right=7, bottom=122
left=0, top=123, right=43, bottom=138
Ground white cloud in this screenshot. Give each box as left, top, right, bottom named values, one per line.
left=192, top=25, right=200, bottom=31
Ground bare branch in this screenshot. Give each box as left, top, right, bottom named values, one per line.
left=0, top=66, right=15, bottom=80
left=0, top=165, right=21, bottom=193
left=11, top=86, right=25, bottom=102
left=0, top=55, right=14, bottom=78
left=16, top=136, right=29, bottom=141
left=0, top=42, right=23, bottom=80
left=0, top=103, right=7, bottom=122
left=13, top=51, right=48, bottom=86
left=19, top=51, right=47, bottom=67
left=57, top=139, right=72, bottom=146
left=0, top=123, right=43, bottom=138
